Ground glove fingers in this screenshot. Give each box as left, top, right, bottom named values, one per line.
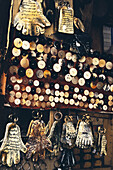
left=14, top=150, right=20, bottom=165
left=7, top=151, right=14, bottom=167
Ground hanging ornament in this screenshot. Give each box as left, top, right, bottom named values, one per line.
left=58, top=3, right=74, bottom=34
left=75, top=114, right=94, bottom=148
left=13, top=0, right=51, bottom=36
left=0, top=114, right=27, bottom=167
left=26, top=111, right=52, bottom=161
left=96, top=126, right=107, bottom=156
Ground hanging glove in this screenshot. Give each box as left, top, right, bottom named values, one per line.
left=13, top=0, right=51, bottom=36
left=75, top=116, right=94, bottom=148
left=0, top=123, right=27, bottom=167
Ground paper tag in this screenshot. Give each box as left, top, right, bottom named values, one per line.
left=58, top=7, right=74, bottom=34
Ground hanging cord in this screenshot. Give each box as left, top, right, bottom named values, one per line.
left=4, top=0, right=14, bottom=60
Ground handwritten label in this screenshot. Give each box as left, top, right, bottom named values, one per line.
left=58, top=8, right=74, bottom=34
left=13, top=0, right=51, bottom=36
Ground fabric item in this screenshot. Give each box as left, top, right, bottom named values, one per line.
left=75, top=115, right=94, bottom=148
left=60, top=148, right=76, bottom=168
left=61, top=116, right=76, bottom=148
left=0, top=123, right=27, bottom=167
left=26, top=119, right=52, bottom=161
left=13, top=0, right=51, bottom=36
left=100, top=134, right=107, bottom=156
left=48, top=120, right=62, bottom=156
left=96, top=127, right=107, bottom=156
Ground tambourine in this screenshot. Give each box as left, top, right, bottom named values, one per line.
left=44, top=95, right=49, bottom=101
left=26, top=86, right=31, bottom=93
left=9, top=91, right=15, bottom=97
left=106, top=61, right=113, bottom=70
left=9, top=66, right=18, bottom=75
left=54, top=83, right=60, bottom=89
left=43, top=70, right=51, bottom=78
left=65, top=74, right=72, bottom=82
left=21, top=99, right=26, bottom=105
left=18, top=67, right=26, bottom=77
left=72, top=76, right=78, bottom=84
left=22, top=40, right=30, bottom=50
left=43, top=45, right=50, bottom=53
left=78, top=78, right=85, bottom=86
left=22, top=92, right=28, bottom=99
left=28, top=94, right=33, bottom=100
left=26, top=100, right=31, bottom=106
left=26, top=68, right=34, bottom=78
left=69, top=68, right=77, bottom=77
left=10, top=76, right=17, bottom=83
left=12, top=47, right=21, bottom=56
left=14, top=84, right=20, bottom=91
left=33, top=94, right=39, bottom=101
left=9, top=96, right=15, bottom=103
left=84, top=89, right=89, bottom=96
left=51, top=47, right=57, bottom=55
left=36, top=70, right=44, bottom=78
left=36, top=87, right=41, bottom=94
left=17, top=78, right=23, bottom=84
left=30, top=41, right=36, bottom=51
left=99, top=59, right=106, bottom=68
left=66, top=52, right=72, bottom=60
left=20, top=57, right=29, bottom=68
left=14, top=38, right=22, bottom=48
left=58, top=50, right=65, bottom=59
left=15, top=92, right=21, bottom=98
left=14, top=98, right=21, bottom=105
left=86, top=57, right=92, bottom=65
left=84, top=71, right=91, bottom=79
left=64, top=85, right=69, bottom=91
left=38, top=60, right=46, bottom=69
left=92, top=58, right=99, bottom=65
left=53, top=63, right=61, bottom=72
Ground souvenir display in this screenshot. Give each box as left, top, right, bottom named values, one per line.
left=0, top=0, right=110, bottom=168
left=95, top=126, right=107, bottom=156
left=6, top=33, right=113, bottom=112
left=75, top=114, right=94, bottom=149
left=0, top=114, right=27, bottom=167
left=48, top=112, right=63, bottom=157
left=26, top=111, right=52, bottom=161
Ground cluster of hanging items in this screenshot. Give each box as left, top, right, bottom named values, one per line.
left=0, top=112, right=107, bottom=168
